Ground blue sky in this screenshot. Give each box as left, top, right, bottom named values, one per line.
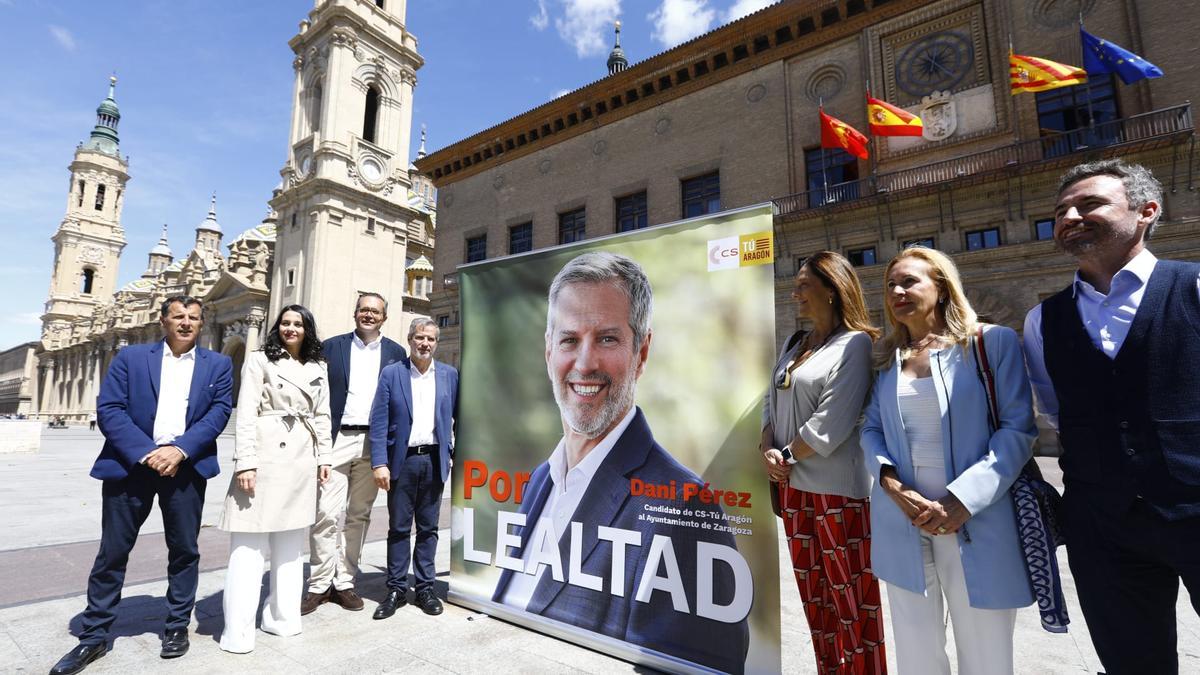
left=0, top=0, right=773, bottom=348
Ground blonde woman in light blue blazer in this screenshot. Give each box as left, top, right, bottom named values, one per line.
left=861, top=247, right=1037, bottom=675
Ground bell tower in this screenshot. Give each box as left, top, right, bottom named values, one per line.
left=42, top=76, right=129, bottom=347
left=270, top=0, right=428, bottom=337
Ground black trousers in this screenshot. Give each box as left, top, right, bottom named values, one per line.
left=1063, top=487, right=1200, bottom=675
left=78, top=463, right=206, bottom=645
left=385, top=452, right=442, bottom=592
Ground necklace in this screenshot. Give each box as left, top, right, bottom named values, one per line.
left=906, top=333, right=946, bottom=353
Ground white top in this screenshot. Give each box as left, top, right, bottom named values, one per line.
left=501, top=406, right=637, bottom=611
left=896, top=371, right=943, bottom=469
left=1022, top=249, right=1200, bottom=428
left=152, top=341, right=196, bottom=451
left=341, top=332, right=383, bottom=425
left=408, top=360, right=438, bottom=446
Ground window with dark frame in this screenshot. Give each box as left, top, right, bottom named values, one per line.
left=465, top=234, right=487, bottom=263
left=1036, top=76, right=1118, bottom=158
left=965, top=227, right=1002, bottom=251
left=558, top=207, right=586, bottom=244
left=1034, top=218, right=1055, bottom=241
left=363, top=86, right=380, bottom=143
left=366, top=217, right=376, bottom=234
left=846, top=246, right=877, bottom=267
left=902, top=237, right=935, bottom=249
left=681, top=172, right=720, bottom=218
left=509, top=222, right=532, bottom=254
left=615, top=192, right=648, bottom=232
left=94, top=184, right=106, bottom=211
left=804, top=147, right=859, bottom=207
left=77, top=180, right=85, bottom=207
left=437, top=314, right=449, bottom=329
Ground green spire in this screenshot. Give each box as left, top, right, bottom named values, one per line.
left=83, top=75, right=121, bottom=156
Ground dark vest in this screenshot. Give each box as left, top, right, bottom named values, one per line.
left=1041, top=259, right=1200, bottom=521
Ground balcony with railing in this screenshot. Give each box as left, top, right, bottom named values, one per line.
left=774, top=104, right=1194, bottom=218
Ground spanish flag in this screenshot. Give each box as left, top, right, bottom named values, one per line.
left=820, top=108, right=869, bottom=159
left=1009, top=52, right=1087, bottom=94
left=866, top=95, right=923, bottom=137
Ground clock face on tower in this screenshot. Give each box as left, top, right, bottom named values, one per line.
left=895, top=31, right=974, bottom=97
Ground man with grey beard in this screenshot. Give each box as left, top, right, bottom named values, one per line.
left=492, top=252, right=749, bottom=674
left=1023, top=159, right=1200, bottom=674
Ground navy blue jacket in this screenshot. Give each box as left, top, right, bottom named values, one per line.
left=321, top=332, right=407, bottom=441
left=491, top=408, right=750, bottom=674
left=369, top=359, right=458, bottom=483
left=92, top=341, right=233, bottom=481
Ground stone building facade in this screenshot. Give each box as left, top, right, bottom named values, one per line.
left=416, top=0, right=1199, bottom=377
left=19, top=0, right=436, bottom=421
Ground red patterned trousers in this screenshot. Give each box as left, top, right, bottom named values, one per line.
left=779, top=483, right=887, bottom=675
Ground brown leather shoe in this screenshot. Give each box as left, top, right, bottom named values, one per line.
left=331, top=587, right=365, bottom=611
left=300, top=588, right=331, bottom=616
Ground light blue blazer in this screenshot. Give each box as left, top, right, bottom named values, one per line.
left=861, top=325, right=1036, bottom=609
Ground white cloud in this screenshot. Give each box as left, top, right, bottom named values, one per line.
left=723, top=0, right=775, bottom=23
left=48, top=25, right=76, bottom=52
left=555, top=0, right=621, bottom=58
left=530, top=0, right=550, bottom=30
left=648, top=0, right=715, bottom=49
left=551, top=88, right=573, bottom=99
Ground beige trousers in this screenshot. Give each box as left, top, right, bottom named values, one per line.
left=307, top=430, right=379, bottom=592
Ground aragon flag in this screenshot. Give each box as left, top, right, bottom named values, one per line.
left=866, top=94, right=923, bottom=137
left=1009, top=52, right=1087, bottom=94
left=820, top=108, right=869, bottom=159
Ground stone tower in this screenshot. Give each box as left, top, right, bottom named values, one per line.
left=269, top=0, right=428, bottom=338
left=42, top=76, right=129, bottom=347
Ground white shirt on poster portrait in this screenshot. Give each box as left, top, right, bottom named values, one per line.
left=500, top=406, right=636, bottom=611
left=342, top=332, right=383, bottom=425
left=149, top=341, right=196, bottom=459
left=408, top=361, right=438, bottom=447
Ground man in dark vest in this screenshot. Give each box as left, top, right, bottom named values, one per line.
left=1023, top=159, right=1200, bottom=675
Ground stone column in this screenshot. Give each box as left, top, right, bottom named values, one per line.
left=245, top=309, right=266, bottom=353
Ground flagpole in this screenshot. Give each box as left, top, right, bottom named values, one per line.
left=1009, top=33, right=1021, bottom=146
left=819, top=99, right=830, bottom=205
left=866, top=82, right=879, bottom=194
left=1080, top=8, right=1096, bottom=138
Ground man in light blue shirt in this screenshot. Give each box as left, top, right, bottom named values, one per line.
left=1023, top=160, right=1200, bottom=675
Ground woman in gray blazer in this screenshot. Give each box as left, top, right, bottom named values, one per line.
left=219, top=305, right=332, bottom=653
left=761, top=251, right=885, bottom=674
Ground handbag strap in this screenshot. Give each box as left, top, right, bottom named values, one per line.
left=971, top=324, right=1001, bottom=433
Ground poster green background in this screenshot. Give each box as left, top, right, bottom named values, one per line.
left=450, top=205, right=781, bottom=673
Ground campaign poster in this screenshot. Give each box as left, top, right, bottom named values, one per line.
left=450, top=204, right=780, bottom=674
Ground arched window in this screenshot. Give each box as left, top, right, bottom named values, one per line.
left=363, top=86, right=379, bottom=143
left=94, top=184, right=106, bottom=211
left=81, top=268, right=95, bottom=294
left=309, top=83, right=323, bottom=133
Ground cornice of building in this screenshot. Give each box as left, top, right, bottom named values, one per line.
left=416, top=0, right=924, bottom=187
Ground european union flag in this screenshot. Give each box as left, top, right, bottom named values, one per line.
left=1081, top=28, right=1163, bottom=84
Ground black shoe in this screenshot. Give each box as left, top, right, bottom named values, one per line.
left=414, top=588, right=443, bottom=616
left=373, top=589, right=407, bottom=620
left=160, top=628, right=189, bottom=659
left=49, top=643, right=105, bottom=675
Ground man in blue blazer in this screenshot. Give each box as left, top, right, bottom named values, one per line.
left=369, top=317, right=458, bottom=619
left=490, top=253, right=750, bottom=674
left=304, top=292, right=406, bottom=615
left=51, top=296, right=233, bottom=675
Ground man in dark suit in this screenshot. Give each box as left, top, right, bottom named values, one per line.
left=369, top=317, right=458, bottom=619
left=1024, top=160, right=1200, bottom=674
left=51, top=296, right=233, bottom=675
left=303, top=292, right=406, bottom=615
left=491, top=252, right=750, bottom=674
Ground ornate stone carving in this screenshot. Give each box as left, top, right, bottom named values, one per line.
left=592, top=140, right=607, bottom=156
left=654, top=117, right=671, bottom=136
left=804, top=64, right=846, bottom=104
left=746, top=83, right=767, bottom=103
left=920, top=90, right=957, bottom=141
left=330, top=27, right=357, bottom=51
left=223, top=320, right=247, bottom=340
left=293, top=55, right=304, bottom=71
left=78, top=245, right=105, bottom=265
left=1029, top=0, right=1096, bottom=29
left=537, top=159, right=553, bottom=175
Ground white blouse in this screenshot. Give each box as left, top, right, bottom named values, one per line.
left=897, top=371, right=944, bottom=469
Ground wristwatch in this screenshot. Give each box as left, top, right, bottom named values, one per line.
left=780, top=444, right=799, bottom=465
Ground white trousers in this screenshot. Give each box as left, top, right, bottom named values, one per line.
left=886, top=466, right=1017, bottom=675
left=309, top=431, right=378, bottom=592
left=220, top=528, right=306, bottom=654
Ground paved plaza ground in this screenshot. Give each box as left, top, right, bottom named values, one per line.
left=2, top=427, right=1197, bottom=674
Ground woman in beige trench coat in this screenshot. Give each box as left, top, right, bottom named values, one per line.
left=219, top=305, right=332, bottom=654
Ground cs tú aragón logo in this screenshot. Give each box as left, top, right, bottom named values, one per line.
left=707, top=231, right=773, bottom=272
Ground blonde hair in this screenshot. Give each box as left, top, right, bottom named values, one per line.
left=801, top=251, right=881, bottom=340
left=874, top=246, right=978, bottom=369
